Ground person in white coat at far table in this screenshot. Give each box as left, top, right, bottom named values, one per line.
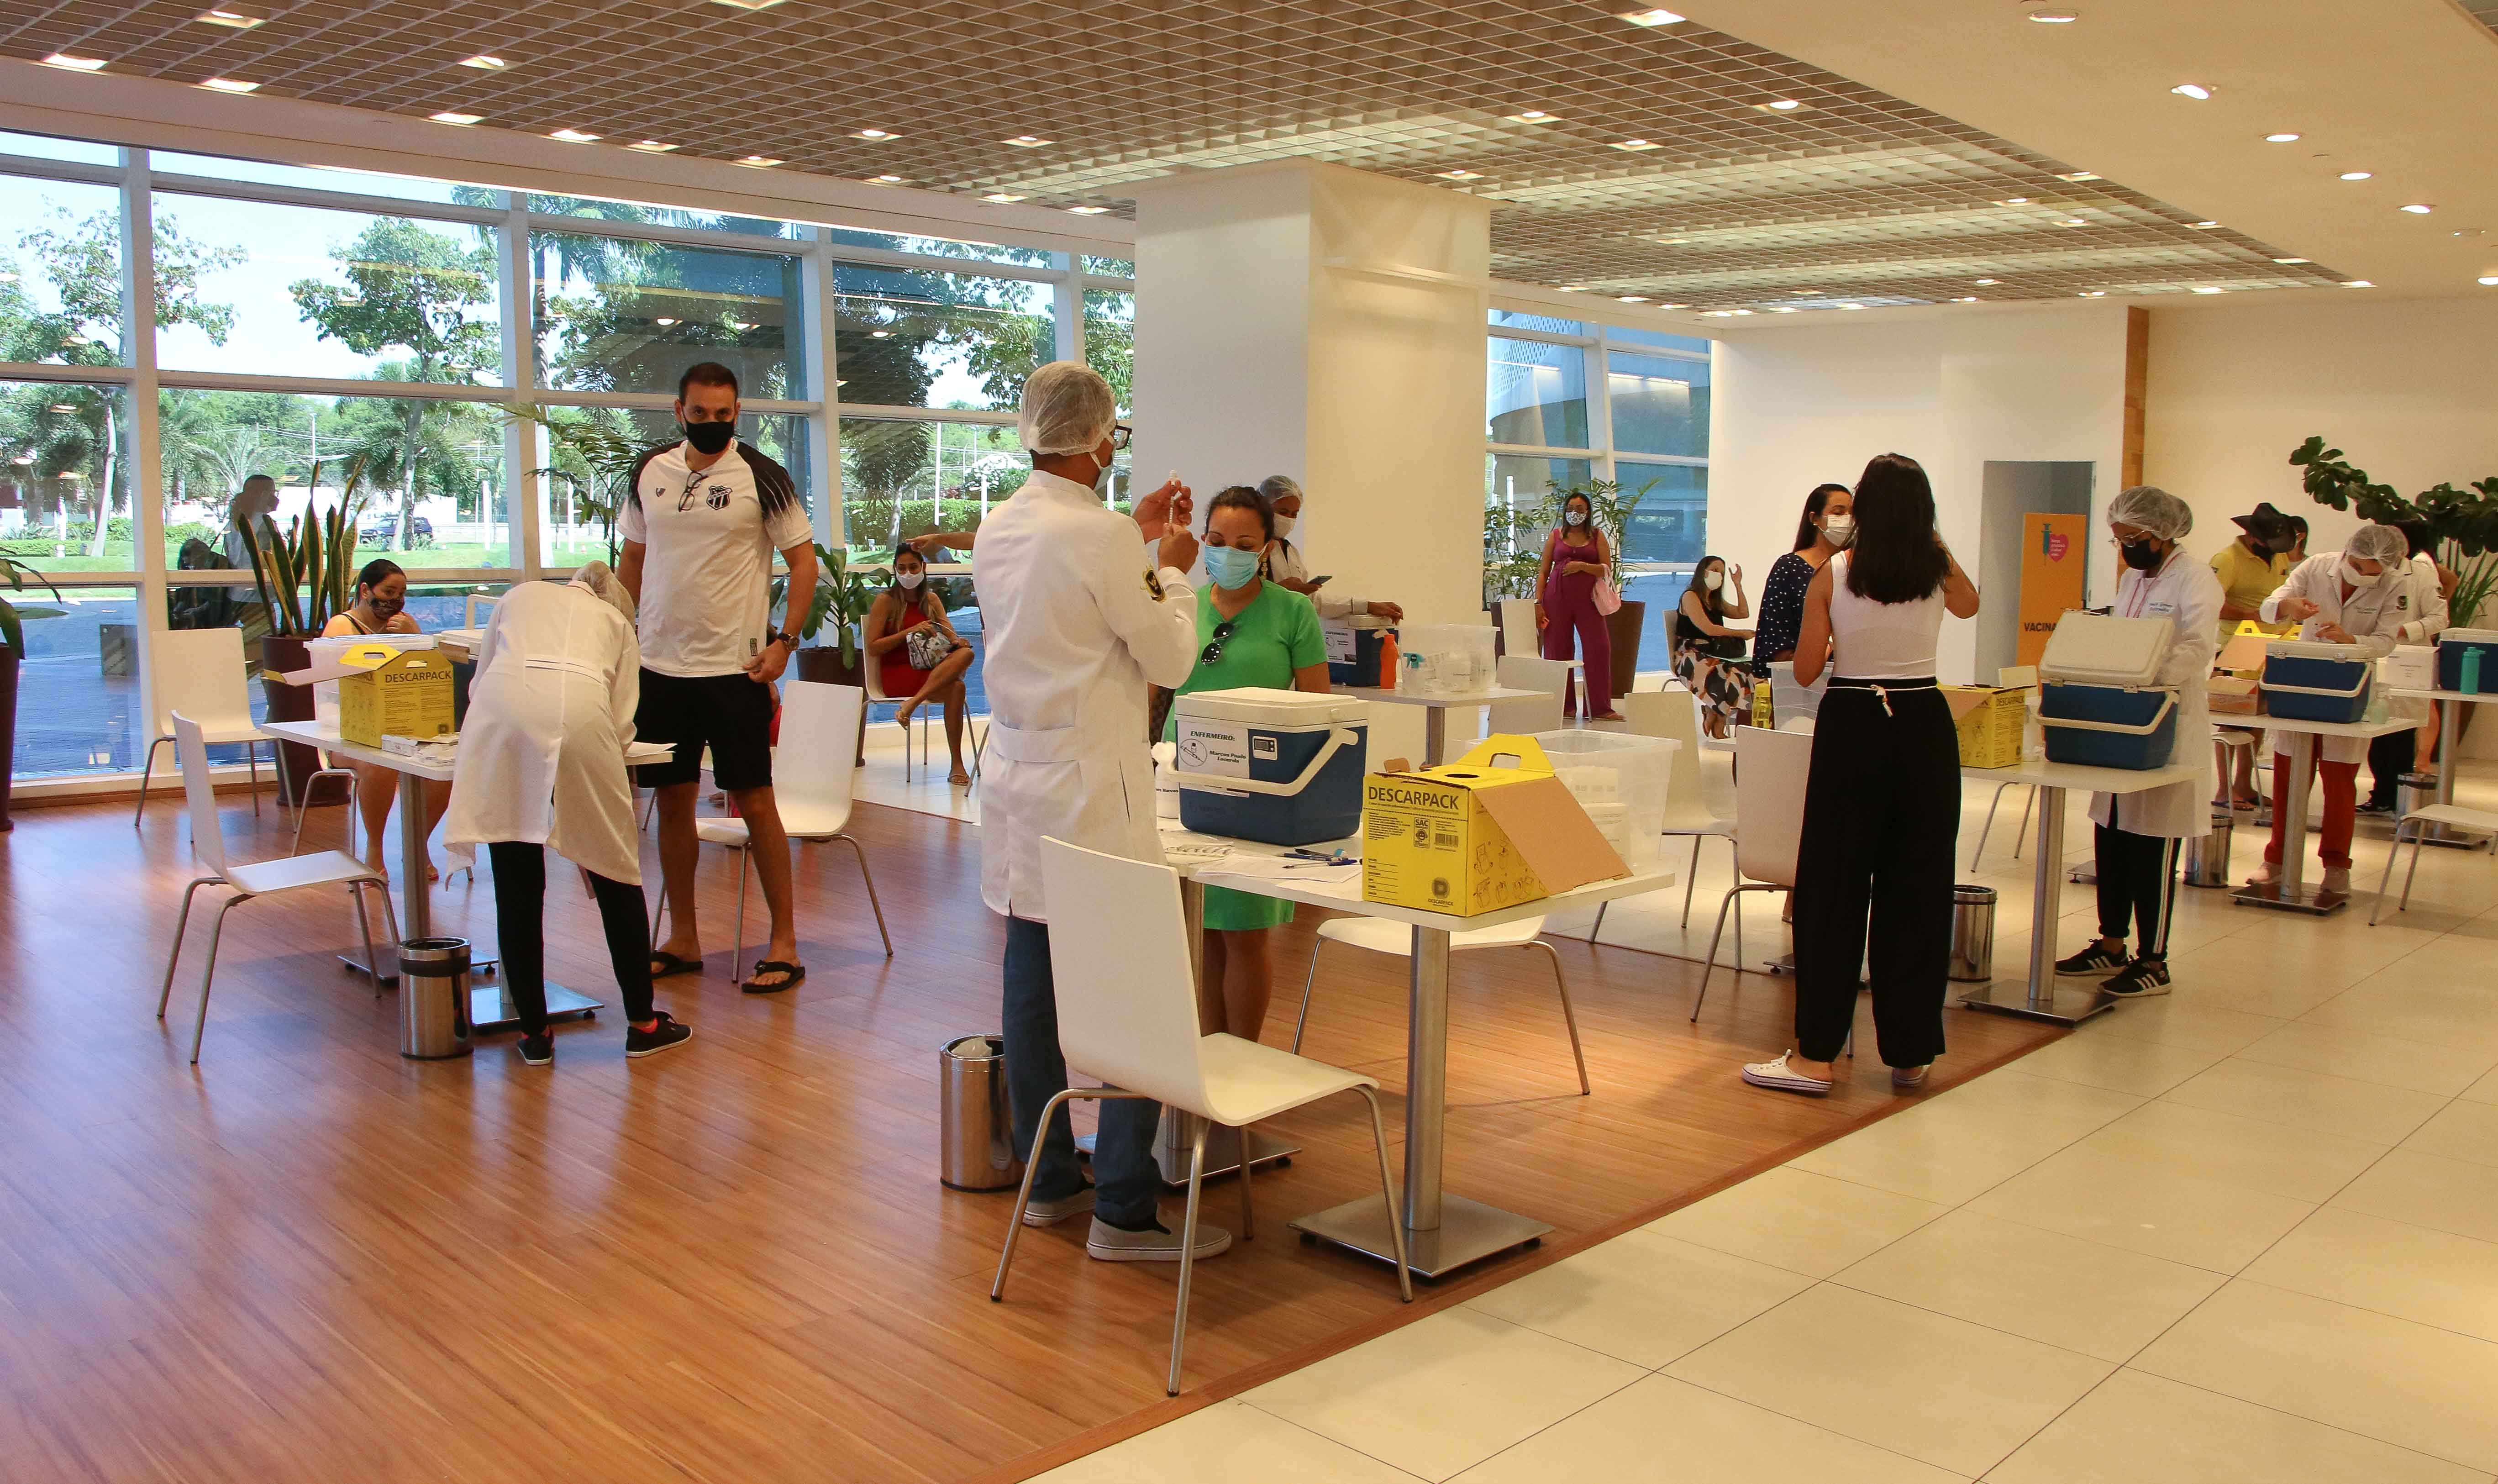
left=1255, top=474, right=1402, bottom=624
left=442, top=563, right=691, bottom=1066
left=2052, top=488, right=2221, bottom=999
left=978, top=361, right=1233, bottom=1265
left=2253, top=521, right=2428, bottom=896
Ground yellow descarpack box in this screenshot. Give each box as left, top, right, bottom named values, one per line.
left=1942, top=684, right=2027, bottom=768
left=337, top=644, right=455, bottom=748
left=1361, top=735, right=1628, bottom=916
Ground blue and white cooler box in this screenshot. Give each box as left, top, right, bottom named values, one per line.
left=2437, top=628, right=2498, bottom=694
left=2263, top=639, right=2374, bottom=723
left=2037, top=611, right=2180, bottom=770
left=1171, top=687, right=1369, bottom=846
left=1323, top=614, right=1395, bottom=687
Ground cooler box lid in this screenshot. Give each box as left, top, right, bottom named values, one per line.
left=1325, top=614, right=1395, bottom=631
left=2040, top=611, right=2173, bottom=688
left=2438, top=628, right=2498, bottom=646
left=2266, top=639, right=2372, bottom=662
left=1174, top=686, right=1368, bottom=727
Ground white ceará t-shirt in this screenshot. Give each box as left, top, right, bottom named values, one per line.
left=616, top=439, right=813, bottom=678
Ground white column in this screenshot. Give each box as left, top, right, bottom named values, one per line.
left=121, top=147, right=168, bottom=734
left=1129, top=162, right=1490, bottom=623
left=802, top=228, right=843, bottom=544
left=495, top=193, right=541, bottom=575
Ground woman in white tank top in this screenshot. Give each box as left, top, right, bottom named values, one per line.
left=1743, top=454, right=1979, bottom=1098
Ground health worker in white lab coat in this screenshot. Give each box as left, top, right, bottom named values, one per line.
left=2055, top=487, right=2222, bottom=1000
left=443, top=563, right=690, bottom=1065
left=978, top=361, right=1231, bottom=1264
left=2254, top=521, right=2424, bottom=895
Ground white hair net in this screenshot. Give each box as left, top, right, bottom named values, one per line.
left=568, top=560, right=636, bottom=622
left=2109, top=485, right=2193, bottom=541
left=1017, top=360, right=1118, bottom=455
left=2344, top=522, right=2409, bottom=568
left=1259, top=474, right=1304, bottom=504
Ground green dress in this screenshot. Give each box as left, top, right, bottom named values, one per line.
left=1163, top=580, right=1329, bottom=931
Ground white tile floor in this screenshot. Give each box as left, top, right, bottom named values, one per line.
left=1033, top=765, right=2498, bottom=1483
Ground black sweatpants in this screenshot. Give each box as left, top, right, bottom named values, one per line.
left=2093, top=824, right=2180, bottom=958
left=2366, top=729, right=2416, bottom=809
left=487, top=841, right=654, bottom=1035
left=1791, top=682, right=1960, bottom=1067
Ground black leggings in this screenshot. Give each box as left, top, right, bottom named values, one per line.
left=2366, top=729, right=2416, bottom=809
left=487, top=841, right=654, bottom=1035
left=2093, top=825, right=2179, bottom=959
left=1790, top=682, right=1960, bottom=1068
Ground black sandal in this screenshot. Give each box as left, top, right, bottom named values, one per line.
left=742, top=960, right=807, bottom=994
left=649, top=950, right=702, bottom=980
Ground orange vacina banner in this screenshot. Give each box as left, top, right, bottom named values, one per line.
left=2018, top=513, right=2088, bottom=669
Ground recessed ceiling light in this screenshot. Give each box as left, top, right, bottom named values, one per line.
left=198, top=77, right=260, bottom=93
left=1837, top=303, right=1866, bottom=310
left=736, top=156, right=784, bottom=168
left=2029, top=9, right=2078, bottom=21
left=549, top=128, right=600, bottom=143
left=2170, top=83, right=2214, bottom=100
left=2264, top=132, right=2301, bottom=143
left=866, top=174, right=905, bottom=184
left=2188, top=221, right=2220, bottom=229
left=430, top=111, right=484, bottom=126
left=653, top=317, right=678, bottom=326
left=2339, top=171, right=2372, bottom=181
left=458, top=54, right=506, bottom=69
left=2080, top=290, right=2108, bottom=298
left=2273, top=257, right=2309, bottom=264
left=708, top=0, right=787, bottom=8
left=195, top=7, right=264, bottom=27
left=1658, top=303, right=1689, bottom=309
left=981, top=192, right=1026, bottom=204
left=1951, top=296, right=1980, bottom=303
left=2479, top=276, right=2498, bottom=286
left=1974, top=278, right=2000, bottom=285
left=1616, top=8, right=1686, bottom=26
left=1556, top=285, right=1588, bottom=292
left=1002, top=135, right=1052, bottom=147
left=2061, top=171, right=2100, bottom=181
left=1065, top=205, right=1110, bottom=215
left=2400, top=203, right=2434, bottom=214
left=729, top=321, right=754, bottom=331
left=853, top=128, right=898, bottom=141
left=1729, top=309, right=1754, bottom=316
left=628, top=140, right=679, bottom=152
left=1771, top=306, right=1800, bottom=313
left=868, top=329, right=892, bottom=338
left=2341, top=280, right=2374, bottom=288
left=1998, top=197, right=2030, bottom=205
left=1611, top=138, right=1662, bottom=152
left=1506, top=110, right=1558, bottom=123
left=1437, top=169, right=1483, bottom=180
left=2192, top=286, right=2225, bottom=294
left=41, top=53, right=107, bottom=71
left=2062, top=217, right=2089, bottom=226
left=1616, top=295, right=1651, bottom=302
left=1753, top=100, right=1807, bottom=114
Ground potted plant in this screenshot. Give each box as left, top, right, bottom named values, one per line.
left=0, top=551, right=65, bottom=831
left=237, top=458, right=369, bottom=804
left=508, top=404, right=644, bottom=564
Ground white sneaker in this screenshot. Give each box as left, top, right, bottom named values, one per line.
left=1021, top=1184, right=1096, bottom=1227
left=1087, top=1217, right=1235, bottom=1262
left=1741, top=1051, right=1833, bottom=1096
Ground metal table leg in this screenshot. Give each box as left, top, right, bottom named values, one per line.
left=1422, top=706, right=1447, bottom=767
left=1959, top=784, right=2114, bottom=1024
left=2233, top=731, right=2344, bottom=913
left=1290, top=923, right=1553, bottom=1277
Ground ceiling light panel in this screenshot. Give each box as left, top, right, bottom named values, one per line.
left=15, top=0, right=2349, bottom=311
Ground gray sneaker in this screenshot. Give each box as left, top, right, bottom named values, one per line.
left=1021, top=1184, right=1097, bottom=1227
left=1086, top=1217, right=1235, bottom=1262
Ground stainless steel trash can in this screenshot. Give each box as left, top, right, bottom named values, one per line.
left=2185, top=810, right=2234, bottom=888
left=940, top=1035, right=1025, bottom=1191
left=398, top=937, right=473, bottom=1060
left=2395, top=772, right=2437, bottom=826
left=1948, top=885, right=1996, bottom=983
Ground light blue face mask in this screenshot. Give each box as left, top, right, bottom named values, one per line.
left=1203, top=544, right=1262, bottom=590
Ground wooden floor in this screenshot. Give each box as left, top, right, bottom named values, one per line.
left=0, top=789, right=2058, bottom=1483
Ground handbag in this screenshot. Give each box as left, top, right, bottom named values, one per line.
left=905, top=624, right=954, bottom=670
left=1593, top=572, right=1623, bottom=616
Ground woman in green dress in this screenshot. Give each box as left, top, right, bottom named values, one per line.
left=1165, top=485, right=1333, bottom=1043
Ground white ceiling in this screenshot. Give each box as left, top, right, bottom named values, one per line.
left=5, top=0, right=2480, bottom=309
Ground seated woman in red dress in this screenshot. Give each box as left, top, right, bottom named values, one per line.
left=863, top=545, right=977, bottom=785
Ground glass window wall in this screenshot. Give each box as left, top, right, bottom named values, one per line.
left=831, top=262, right=1059, bottom=411
left=532, top=229, right=804, bottom=399
left=1487, top=337, right=1589, bottom=448
left=1, top=381, right=130, bottom=572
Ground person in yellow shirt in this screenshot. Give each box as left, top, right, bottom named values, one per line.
left=2208, top=503, right=2297, bottom=811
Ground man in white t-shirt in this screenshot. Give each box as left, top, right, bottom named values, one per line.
left=617, top=363, right=818, bottom=993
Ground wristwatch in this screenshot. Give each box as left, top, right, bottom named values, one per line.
left=769, top=630, right=800, bottom=649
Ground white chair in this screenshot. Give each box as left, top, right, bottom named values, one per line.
left=689, top=681, right=892, bottom=980
left=1290, top=916, right=1588, bottom=1095
left=2369, top=804, right=2498, bottom=925
left=1497, top=598, right=1539, bottom=661
left=1969, top=664, right=2040, bottom=869
left=1591, top=685, right=1734, bottom=938
left=991, top=837, right=1411, bottom=1396
left=463, top=594, right=498, bottom=630
left=1693, top=725, right=1813, bottom=1020
left=1764, top=660, right=1825, bottom=728
left=133, top=628, right=277, bottom=825
left=157, top=712, right=398, bottom=1064
left=284, top=747, right=362, bottom=859
left=863, top=629, right=988, bottom=782
left=1490, top=653, right=1569, bottom=735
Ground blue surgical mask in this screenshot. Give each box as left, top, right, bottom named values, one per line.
left=1203, top=544, right=1262, bottom=590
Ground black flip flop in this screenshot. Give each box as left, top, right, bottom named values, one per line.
left=742, top=960, right=807, bottom=995
left=649, top=950, right=702, bottom=980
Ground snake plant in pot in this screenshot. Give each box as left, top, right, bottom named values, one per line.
left=237, top=457, right=370, bottom=804
left=0, top=550, right=67, bottom=830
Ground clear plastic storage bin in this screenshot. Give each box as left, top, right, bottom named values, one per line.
left=1395, top=623, right=1497, bottom=697
left=1530, top=727, right=1675, bottom=868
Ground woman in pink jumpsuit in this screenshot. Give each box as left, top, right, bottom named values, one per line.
left=1536, top=491, right=1622, bottom=720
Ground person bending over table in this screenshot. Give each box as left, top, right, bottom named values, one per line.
left=1162, top=485, right=1332, bottom=1045
left=2052, top=488, right=2219, bottom=999
left=2254, top=521, right=2421, bottom=896
left=322, top=558, right=452, bottom=881
left=864, top=545, right=977, bottom=785
left=443, top=563, right=689, bottom=1065
left=1743, top=453, right=1979, bottom=1098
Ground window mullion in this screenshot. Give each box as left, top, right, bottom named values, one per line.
left=496, top=191, right=541, bottom=578
left=804, top=228, right=845, bottom=546
left=121, top=146, right=169, bottom=727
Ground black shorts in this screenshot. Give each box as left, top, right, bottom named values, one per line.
left=634, top=669, right=774, bottom=792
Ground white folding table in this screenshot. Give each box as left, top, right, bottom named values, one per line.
left=1336, top=685, right=1544, bottom=766
left=2230, top=710, right=2419, bottom=915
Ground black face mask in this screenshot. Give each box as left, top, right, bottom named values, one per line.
left=683, top=419, right=736, bottom=455
left=2120, top=538, right=2165, bottom=571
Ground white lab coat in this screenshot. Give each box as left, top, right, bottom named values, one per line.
left=976, top=471, right=1199, bottom=921
left=2260, top=551, right=2421, bottom=765
left=2088, top=550, right=2222, bottom=838
left=1268, top=538, right=1368, bottom=621
left=443, top=580, right=644, bottom=884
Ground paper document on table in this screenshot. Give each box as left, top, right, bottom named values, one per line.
left=623, top=741, right=674, bottom=766
left=381, top=734, right=459, bottom=764
left=1198, top=855, right=1362, bottom=884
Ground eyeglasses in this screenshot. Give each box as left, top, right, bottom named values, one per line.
left=1200, top=620, right=1236, bottom=667
left=1111, top=424, right=1134, bottom=451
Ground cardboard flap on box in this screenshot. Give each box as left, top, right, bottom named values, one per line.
left=1941, top=685, right=2006, bottom=725
left=270, top=640, right=404, bottom=687
left=1471, top=774, right=1626, bottom=893
left=2217, top=633, right=2271, bottom=673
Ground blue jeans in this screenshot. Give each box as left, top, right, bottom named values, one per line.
left=1001, top=915, right=1163, bottom=1227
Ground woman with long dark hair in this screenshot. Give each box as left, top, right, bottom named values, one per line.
left=1672, top=554, right=1753, bottom=737
left=1743, top=453, right=1978, bottom=1097
left=1755, top=483, right=1852, bottom=664
left=1535, top=490, right=1624, bottom=721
